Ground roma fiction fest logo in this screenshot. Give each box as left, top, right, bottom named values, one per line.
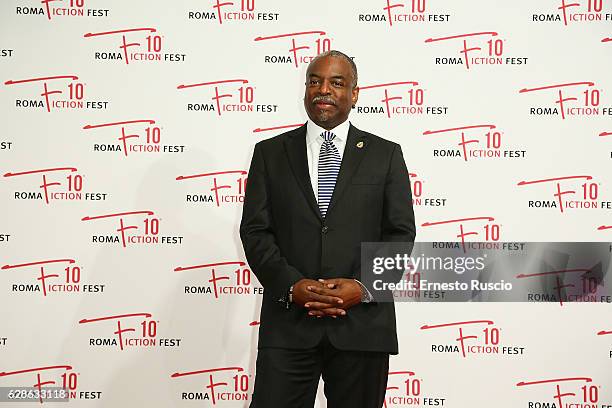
left=176, top=170, right=247, bottom=206
left=84, top=119, right=185, bottom=156
left=78, top=312, right=181, bottom=350
left=532, top=0, right=611, bottom=25
left=3, top=167, right=108, bottom=204
left=188, top=0, right=279, bottom=24
left=356, top=81, right=448, bottom=118
left=2, top=258, right=105, bottom=297
left=81, top=210, right=184, bottom=248
left=254, top=30, right=334, bottom=68
left=1, top=49, right=14, bottom=58
left=384, top=370, right=445, bottom=407
left=420, top=320, right=525, bottom=359
left=84, top=27, right=186, bottom=64
left=516, top=376, right=607, bottom=408
left=171, top=366, right=251, bottom=405
left=358, top=0, right=450, bottom=25
left=175, top=260, right=263, bottom=298
left=178, top=79, right=276, bottom=115
left=516, top=266, right=608, bottom=306
left=4, top=75, right=109, bottom=112
left=425, top=31, right=528, bottom=69
left=597, top=329, right=612, bottom=358
left=421, top=216, right=502, bottom=253
left=423, top=124, right=526, bottom=161
left=517, top=175, right=611, bottom=213
left=519, top=81, right=611, bottom=119
left=409, top=172, right=447, bottom=207
left=0, top=365, right=101, bottom=403
left=15, top=0, right=109, bottom=20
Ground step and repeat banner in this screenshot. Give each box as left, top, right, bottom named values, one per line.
left=1, top=0, right=611, bottom=407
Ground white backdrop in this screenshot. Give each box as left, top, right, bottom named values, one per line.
left=0, top=0, right=611, bottom=407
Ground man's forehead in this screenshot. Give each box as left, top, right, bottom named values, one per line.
left=308, top=72, right=348, bottom=78
left=306, top=56, right=352, bottom=77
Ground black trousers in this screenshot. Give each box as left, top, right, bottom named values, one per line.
left=250, top=335, right=389, bottom=408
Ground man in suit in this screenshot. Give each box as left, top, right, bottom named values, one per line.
left=240, top=50, right=416, bottom=408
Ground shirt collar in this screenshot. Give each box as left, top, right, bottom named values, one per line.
left=306, top=119, right=350, bottom=146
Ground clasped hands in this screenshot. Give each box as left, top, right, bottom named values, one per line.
left=292, top=278, right=363, bottom=318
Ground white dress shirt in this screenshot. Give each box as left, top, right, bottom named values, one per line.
left=306, top=119, right=350, bottom=202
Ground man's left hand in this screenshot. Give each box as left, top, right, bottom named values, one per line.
left=306, top=278, right=363, bottom=317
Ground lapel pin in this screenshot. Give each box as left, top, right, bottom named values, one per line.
left=356, top=141, right=364, bottom=148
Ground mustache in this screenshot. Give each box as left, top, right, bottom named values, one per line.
left=312, top=96, right=336, bottom=105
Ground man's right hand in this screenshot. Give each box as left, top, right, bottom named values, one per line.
left=292, top=279, right=346, bottom=317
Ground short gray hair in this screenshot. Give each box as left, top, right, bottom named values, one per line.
left=307, top=50, right=358, bottom=88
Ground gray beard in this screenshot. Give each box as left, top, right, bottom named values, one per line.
left=315, top=111, right=332, bottom=123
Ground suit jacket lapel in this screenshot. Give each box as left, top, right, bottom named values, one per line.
left=326, top=124, right=369, bottom=217
left=284, top=124, right=322, bottom=221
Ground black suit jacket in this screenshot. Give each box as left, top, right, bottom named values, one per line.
left=240, top=123, right=416, bottom=354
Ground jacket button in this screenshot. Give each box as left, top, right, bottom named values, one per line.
left=321, top=226, right=329, bottom=234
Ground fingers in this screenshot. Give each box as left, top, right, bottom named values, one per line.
left=307, top=307, right=346, bottom=318
left=320, top=278, right=347, bottom=284
left=307, top=285, right=337, bottom=296
left=318, top=278, right=338, bottom=288
left=304, top=302, right=346, bottom=318
left=304, top=301, right=339, bottom=310
left=305, top=286, right=343, bottom=305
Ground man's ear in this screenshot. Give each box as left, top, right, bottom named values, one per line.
left=352, top=87, right=359, bottom=108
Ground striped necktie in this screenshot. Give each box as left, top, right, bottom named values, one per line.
left=318, top=131, right=341, bottom=218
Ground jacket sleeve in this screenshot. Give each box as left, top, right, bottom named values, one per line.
left=382, top=144, right=417, bottom=244
left=361, top=144, right=417, bottom=300
left=381, top=144, right=417, bottom=284
left=239, top=142, right=305, bottom=300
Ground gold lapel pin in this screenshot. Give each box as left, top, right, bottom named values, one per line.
left=356, top=141, right=364, bottom=148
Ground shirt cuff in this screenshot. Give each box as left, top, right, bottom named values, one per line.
left=354, top=279, right=374, bottom=303
left=278, top=285, right=294, bottom=309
